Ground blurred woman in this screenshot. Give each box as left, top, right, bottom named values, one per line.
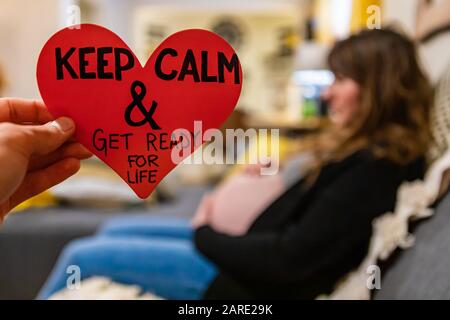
left=39, top=28, right=433, bottom=299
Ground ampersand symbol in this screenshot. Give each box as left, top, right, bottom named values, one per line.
left=124, top=80, right=161, bottom=129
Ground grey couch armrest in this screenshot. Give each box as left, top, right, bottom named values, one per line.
left=374, top=191, right=450, bottom=299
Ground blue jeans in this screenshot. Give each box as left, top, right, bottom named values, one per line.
left=38, top=217, right=217, bottom=300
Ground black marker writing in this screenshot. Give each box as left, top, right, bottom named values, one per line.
left=124, top=80, right=161, bottom=129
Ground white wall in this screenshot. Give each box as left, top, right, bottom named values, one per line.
left=133, top=6, right=300, bottom=115
left=0, top=0, right=59, bottom=98
left=0, top=0, right=302, bottom=113
left=382, top=0, right=450, bottom=82
left=383, top=0, right=419, bottom=35
left=2, top=0, right=446, bottom=104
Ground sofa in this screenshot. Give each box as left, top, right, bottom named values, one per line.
left=0, top=184, right=211, bottom=299
left=373, top=189, right=450, bottom=299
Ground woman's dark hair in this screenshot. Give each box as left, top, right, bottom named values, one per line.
left=302, top=28, right=433, bottom=176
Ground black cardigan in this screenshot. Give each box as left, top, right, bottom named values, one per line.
left=194, top=149, right=425, bottom=299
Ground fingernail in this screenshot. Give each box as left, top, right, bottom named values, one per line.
left=50, top=117, right=74, bottom=132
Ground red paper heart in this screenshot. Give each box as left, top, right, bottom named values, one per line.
left=37, top=24, right=242, bottom=199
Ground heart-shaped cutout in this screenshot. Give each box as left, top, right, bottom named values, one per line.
left=37, top=24, right=242, bottom=199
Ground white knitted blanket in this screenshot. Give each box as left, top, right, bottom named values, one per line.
left=323, top=148, right=450, bottom=299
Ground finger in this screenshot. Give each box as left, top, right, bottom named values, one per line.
left=245, top=164, right=263, bottom=176
left=244, top=164, right=259, bottom=175
left=0, top=98, right=53, bottom=124
left=8, top=157, right=80, bottom=210
left=203, top=194, right=214, bottom=205
left=18, top=117, right=76, bottom=157
left=28, top=142, right=92, bottom=171
left=203, top=194, right=215, bottom=214
left=197, top=194, right=214, bottom=215
left=192, top=194, right=215, bottom=228
left=248, top=158, right=272, bottom=176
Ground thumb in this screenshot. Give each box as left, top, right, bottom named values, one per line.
left=25, top=117, right=76, bottom=156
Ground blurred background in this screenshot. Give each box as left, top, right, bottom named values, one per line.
left=2, top=0, right=448, bottom=118
left=0, top=0, right=449, bottom=299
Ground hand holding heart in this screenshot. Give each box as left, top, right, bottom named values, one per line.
left=37, top=24, right=242, bottom=199
left=0, top=98, right=92, bottom=222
